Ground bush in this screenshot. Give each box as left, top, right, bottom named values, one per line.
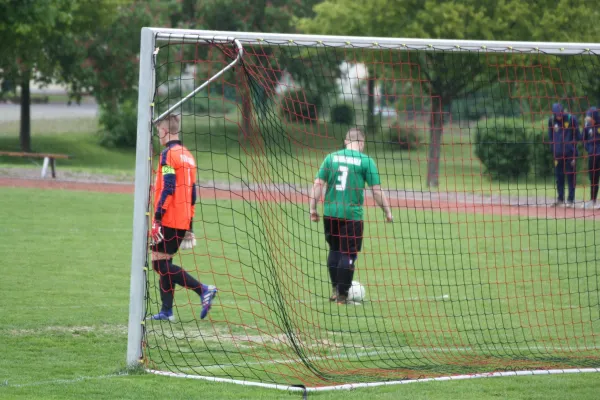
left=474, top=118, right=532, bottom=180
left=529, top=131, right=555, bottom=179
left=330, top=103, right=355, bottom=125
left=279, top=90, right=322, bottom=122
left=388, top=122, right=421, bottom=150
left=99, top=99, right=138, bottom=148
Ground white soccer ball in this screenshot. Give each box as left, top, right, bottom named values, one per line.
left=347, top=281, right=365, bottom=302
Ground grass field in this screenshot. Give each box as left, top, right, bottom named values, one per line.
left=1, top=108, right=599, bottom=397
left=1, top=186, right=600, bottom=399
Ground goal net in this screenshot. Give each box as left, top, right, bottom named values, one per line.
left=128, top=29, right=600, bottom=389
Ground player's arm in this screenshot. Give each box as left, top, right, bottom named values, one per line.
left=309, top=178, right=326, bottom=221
left=180, top=182, right=197, bottom=250
left=366, top=157, right=393, bottom=222
left=155, top=152, right=176, bottom=224
left=309, top=156, right=330, bottom=222
left=371, top=185, right=393, bottom=222
left=188, top=181, right=197, bottom=231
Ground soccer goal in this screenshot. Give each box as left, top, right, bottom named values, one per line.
left=128, top=27, right=600, bottom=392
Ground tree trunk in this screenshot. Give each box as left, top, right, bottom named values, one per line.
left=367, top=78, right=375, bottom=134
left=426, top=96, right=447, bottom=188
left=19, top=71, right=31, bottom=152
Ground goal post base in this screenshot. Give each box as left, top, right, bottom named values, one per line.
left=147, top=368, right=600, bottom=392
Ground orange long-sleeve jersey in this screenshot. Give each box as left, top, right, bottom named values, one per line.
left=153, top=141, right=196, bottom=230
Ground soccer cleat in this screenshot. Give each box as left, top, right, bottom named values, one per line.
left=582, top=201, right=597, bottom=209
left=336, top=294, right=361, bottom=306
left=149, top=310, right=175, bottom=322
left=565, top=201, right=575, bottom=208
left=200, top=285, right=218, bottom=320
left=329, top=286, right=338, bottom=302
left=550, top=201, right=564, bottom=207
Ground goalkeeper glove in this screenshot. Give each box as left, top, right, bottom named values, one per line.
left=150, top=220, right=163, bottom=245
left=180, top=230, right=196, bottom=250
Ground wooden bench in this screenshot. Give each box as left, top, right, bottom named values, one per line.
left=0, top=151, right=71, bottom=178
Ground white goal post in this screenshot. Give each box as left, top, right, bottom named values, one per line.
left=127, top=26, right=600, bottom=390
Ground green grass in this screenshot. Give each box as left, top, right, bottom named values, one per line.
left=0, top=132, right=135, bottom=176
left=1, top=187, right=599, bottom=399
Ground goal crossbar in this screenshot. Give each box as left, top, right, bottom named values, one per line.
left=149, top=27, right=600, bottom=54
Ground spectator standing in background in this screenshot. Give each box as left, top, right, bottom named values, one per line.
left=548, top=103, right=581, bottom=207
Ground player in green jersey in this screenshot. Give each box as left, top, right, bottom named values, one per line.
left=309, top=128, right=393, bottom=305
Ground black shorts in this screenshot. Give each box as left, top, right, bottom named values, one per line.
left=150, top=226, right=187, bottom=255
left=323, top=217, right=364, bottom=256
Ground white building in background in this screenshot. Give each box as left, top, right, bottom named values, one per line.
left=275, top=61, right=395, bottom=117
left=275, top=70, right=295, bottom=95
left=337, top=61, right=395, bottom=116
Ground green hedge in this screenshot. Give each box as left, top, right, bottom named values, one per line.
left=475, top=117, right=558, bottom=181
left=99, top=99, right=138, bottom=148
left=474, top=118, right=532, bottom=180
left=330, top=103, right=355, bottom=125
left=387, top=122, right=421, bottom=151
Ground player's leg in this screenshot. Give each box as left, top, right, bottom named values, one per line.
left=324, top=217, right=341, bottom=301
left=150, top=252, right=176, bottom=321
left=592, top=156, right=600, bottom=206
left=585, top=156, right=596, bottom=208
left=336, top=219, right=363, bottom=304
left=566, top=157, right=576, bottom=206
left=554, top=159, right=565, bottom=206
left=150, top=228, right=217, bottom=320
left=170, top=229, right=218, bottom=319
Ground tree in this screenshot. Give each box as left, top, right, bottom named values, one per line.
left=299, top=0, right=600, bottom=188
left=67, top=0, right=169, bottom=148
left=0, top=0, right=125, bottom=152
left=0, top=0, right=74, bottom=152
left=190, top=0, right=325, bottom=138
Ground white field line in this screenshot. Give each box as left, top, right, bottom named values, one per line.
left=10, top=304, right=114, bottom=310
left=1, top=372, right=129, bottom=388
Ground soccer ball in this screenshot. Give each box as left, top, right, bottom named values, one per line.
left=347, top=281, right=365, bottom=302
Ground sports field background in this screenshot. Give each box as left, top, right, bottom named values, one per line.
left=1, top=107, right=600, bottom=398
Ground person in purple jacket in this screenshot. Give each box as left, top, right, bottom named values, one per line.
left=548, top=103, right=581, bottom=207
left=582, top=107, right=600, bottom=209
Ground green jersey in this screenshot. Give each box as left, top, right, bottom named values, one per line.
left=316, top=149, right=381, bottom=221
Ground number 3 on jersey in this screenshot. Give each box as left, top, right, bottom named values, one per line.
left=335, top=165, right=349, bottom=191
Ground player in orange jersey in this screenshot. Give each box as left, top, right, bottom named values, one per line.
left=149, top=114, right=217, bottom=321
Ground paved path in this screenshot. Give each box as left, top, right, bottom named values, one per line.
left=0, top=103, right=99, bottom=122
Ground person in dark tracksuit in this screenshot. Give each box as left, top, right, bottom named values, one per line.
left=548, top=103, right=581, bottom=207
left=582, top=107, right=600, bottom=209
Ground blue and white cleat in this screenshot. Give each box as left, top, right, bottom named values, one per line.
left=149, top=310, right=175, bottom=322
left=200, top=285, right=218, bottom=320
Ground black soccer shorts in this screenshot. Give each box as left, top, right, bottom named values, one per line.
left=323, top=217, right=364, bottom=256
left=150, top=226, right=188, bottom=255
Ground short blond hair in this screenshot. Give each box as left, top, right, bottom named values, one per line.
left=156, top=114, right=181, bottom=135
left=345, top=128, right=365, bottom=142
